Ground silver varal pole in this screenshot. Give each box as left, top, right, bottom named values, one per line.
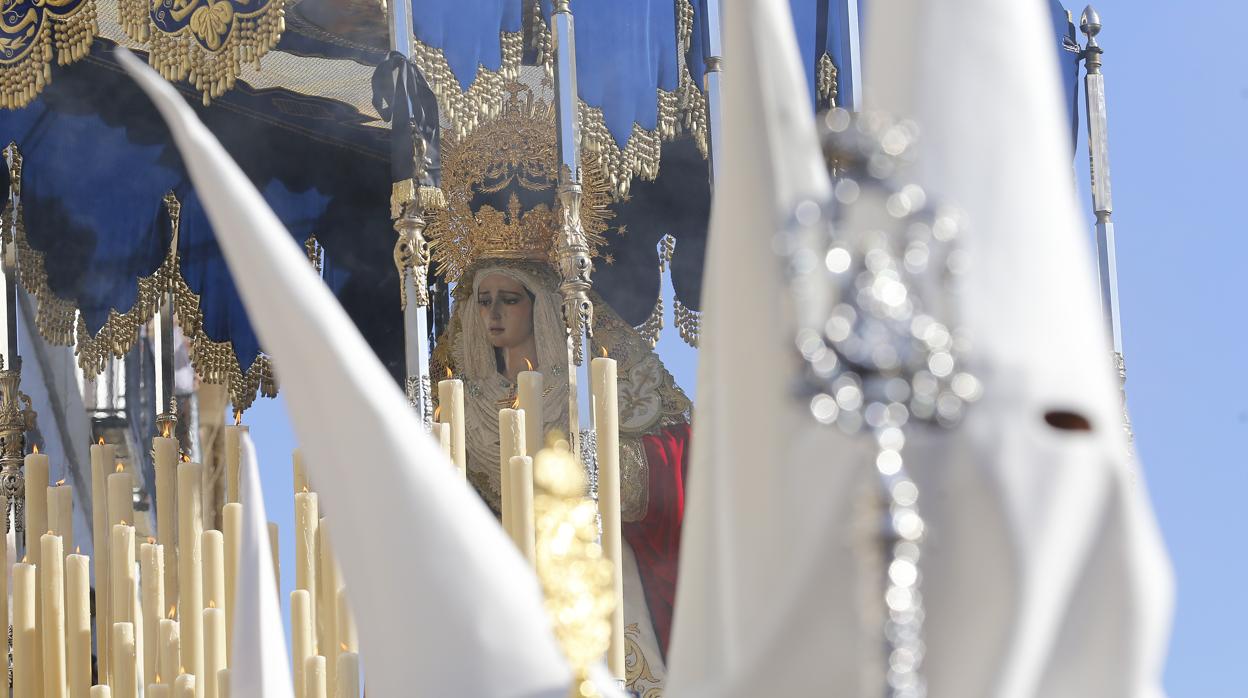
left=386, top=0, right=436, bottom=430
left=0, top=144, right=35, bottom=543
left=1080, top=6, right=1130, bottom=439
left=551, top=0, right=595, bottom=460
left=835, top=0, right=863, bottom=111
left=701, top=0, right=724, bottom=186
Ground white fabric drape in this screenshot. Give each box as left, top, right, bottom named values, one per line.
left=667, top=0, right=1172, bottom=696
left=117, top=49, right=580, bottom=698
left=230, top=434, right=295, bottom=698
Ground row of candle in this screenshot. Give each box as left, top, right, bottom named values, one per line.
left=434, top=357, right=625, bottom=679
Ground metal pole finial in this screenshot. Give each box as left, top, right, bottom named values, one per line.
left=1080, top=6, right=1102, bottom=40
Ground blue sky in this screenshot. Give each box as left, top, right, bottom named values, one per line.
left=244, top=2, right=1244, bottom=693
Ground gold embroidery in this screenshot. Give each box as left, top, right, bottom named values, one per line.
left=0, top=0, right=96, bottom=109
left=624, top=622, right=664, bottom=698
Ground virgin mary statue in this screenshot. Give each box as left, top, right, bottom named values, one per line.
left=428, top=83, right=691, bottom=695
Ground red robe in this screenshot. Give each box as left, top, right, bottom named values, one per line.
left=622, top=423, right=692, bottom=659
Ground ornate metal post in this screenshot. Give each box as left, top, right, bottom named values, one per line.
left=383, top=0, right=437, bottom=431
left=700, top=0, right=724, bottom=186
left=551, top=0, right=594, bottom=463
left=0, top=144, right=35, bottom=544
left=1080, top=6, right=1130, bottom=440
left=834, top=0, right=863, bottom=110
left=155, top=193, right=180, bottom=434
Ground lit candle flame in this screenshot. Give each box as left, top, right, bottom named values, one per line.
left=600, top=346, right=609, bottom=358
left=340, top=642, right=349, bottom=652
left=147, top=536, right=156, bottom=545
left=445, top=366, right=453, bottom=379
left=98, top=437, right=104, bottom=446
left=120, top=519, right=128, bottom=526
left=55, top=478, right=65, bottom=486
left=162, top=422, right=172, bottom=439
left=234, top=410, right=242, bottom=426
left=180, top=452, right=190, bottom=463
left=31, top=444, right=39, bottom=454
left=156, top=674, right=162, bottom=683
left=512, top=396, right=520, bottom=409
left=209, top=600, right=216, bottom=609
left=46, top=529, right=53, bottom=536
left=524, top=357, right=534, bottom=371
left=21, top=555, right=28, bottom=564
left=75, top=546, right=80, bottom=554
left=168, top=605, right=177, bottom=619
left=301, top=485, right=309, bottom=493
left=115, top=462, right=125, bottom=473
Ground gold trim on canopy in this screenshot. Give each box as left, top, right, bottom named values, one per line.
left=0, top=0, right=97, bottom=109
left=1, top=159, right=276, bottom=411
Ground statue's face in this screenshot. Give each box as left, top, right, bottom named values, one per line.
left=476, top=273, right=534, bottom=349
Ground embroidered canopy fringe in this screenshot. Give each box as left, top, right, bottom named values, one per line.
left=118, top=0, right=287, bottom=106
left=0, top=0, right=97, bottom=109
left=4, top=187, right=276, bottom=412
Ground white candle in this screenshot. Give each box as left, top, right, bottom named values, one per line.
left=107, top=463, right=134, bottom=532
left=14, top=562, right=39, bottom=698
left=216, top=669, right=231, bottom=698
left=140, top=543, right=165, bottom=690
left=517, top=369, right=545, bottom=456
left=437, top=378, right=466, bottom=477
left=291, top=590, right=314, bottom=698
left=293, top=450, right=308, bottom=496
left=305, top=655, right=327, bottom=698
left=435, top=422, right=451, bottom=459
left=336, top=651, right=359, bottom=698
left=508, top=456, right=536, bottom=564
left=67, top=553, right=92, bottom=698
left=177, top=460, right=205, bottom=698
left=48, top=483, right=74, bottom=553
left=154, top=435, right=179, bottom=609
left=591, top=355, right=625, bottom=679
left=317, top=520, right=339, bottom=692
left=294, top=491, right=319, bottom=653
left=111, top=524, right=135, bottom=625
left=89, top=687, right=111, bottom=698
left=224, top=422, right=247, bottom=505
left=498, top=407, right=526, bottom=537
left=157, top=618, right=180, bottom=689
left=222, top=503, right=242, bottom=656
left=202, top=530, right=225, bottom=613
left=90, top=441, right=115, bottom=683
left=41, top=533, right=67, bottom=698
left=26, top=449, right=49, bottom=562
left=336, top=588, right=357, bottom=653
left=112, top=622, right=137, bottom=698
left=147, top=685, right=170, bottom=698
left=173, top=674, right=195, bottom=698
left=203, top=607, right=225, bottom=698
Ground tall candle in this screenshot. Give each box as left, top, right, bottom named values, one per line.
left=294, top=491, right=319, bottom=653
left=26, top=449, right=49, bottom=561
left=222, top=503, right=242, bottom=655
left=336, top=588, right=357, bottom=653
left=158, top=618, right=180, bottom=688
left=111, top=524, right=136, bottom=625
left=173, top=674, right=195, bottom=698
left=90, top=687, right=111, bottom=698
left=317, top=520, right=339, bottom=692
left=132, top=571, right=144, bottom=698
left=90, top=441, right=115, bottom=682
left=48, top=484, right=74, bottom=553
left=177, top=460, right=205, bottom=698
left=216, top=670, right=231, bottom=698
left=434, top=422, right=451, bottom=459
left=154, top=435, right=179, bottom=609
left=41, top=533, right=68, bottom=698
left=147, top=685, right=170, bottom=698
left=508, top=456, right=536, bottom=564
left=305, top=656, right=327, bottom=698
left=202, top=530, right=225, bottom=612
left=291, top=590, right=314, bottom=698
left=140, top=543, right=165, bottom=690
left=517, top=369, right=545, bottom=457
left=437, top=378, right=466, bottom=477
left=107, top=463, right=134, bottom=532
left=14, top=562, right=40, bottom=698
left=203, top=607, right=225, bottom=698
left=293, top=450, right=308, bottom=496
left=498, top=407, right=526, bottom=538
left=67, top=553, right=92, bottom=698
left=335, top=651, right=359, bottom=698
left=224, top=422, right=247, bottom=505
left=112, top=622, right=137, bottom=698
left=591, top=355, right=625, bottom=679
left=267, top=522, right=280, bottom=593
